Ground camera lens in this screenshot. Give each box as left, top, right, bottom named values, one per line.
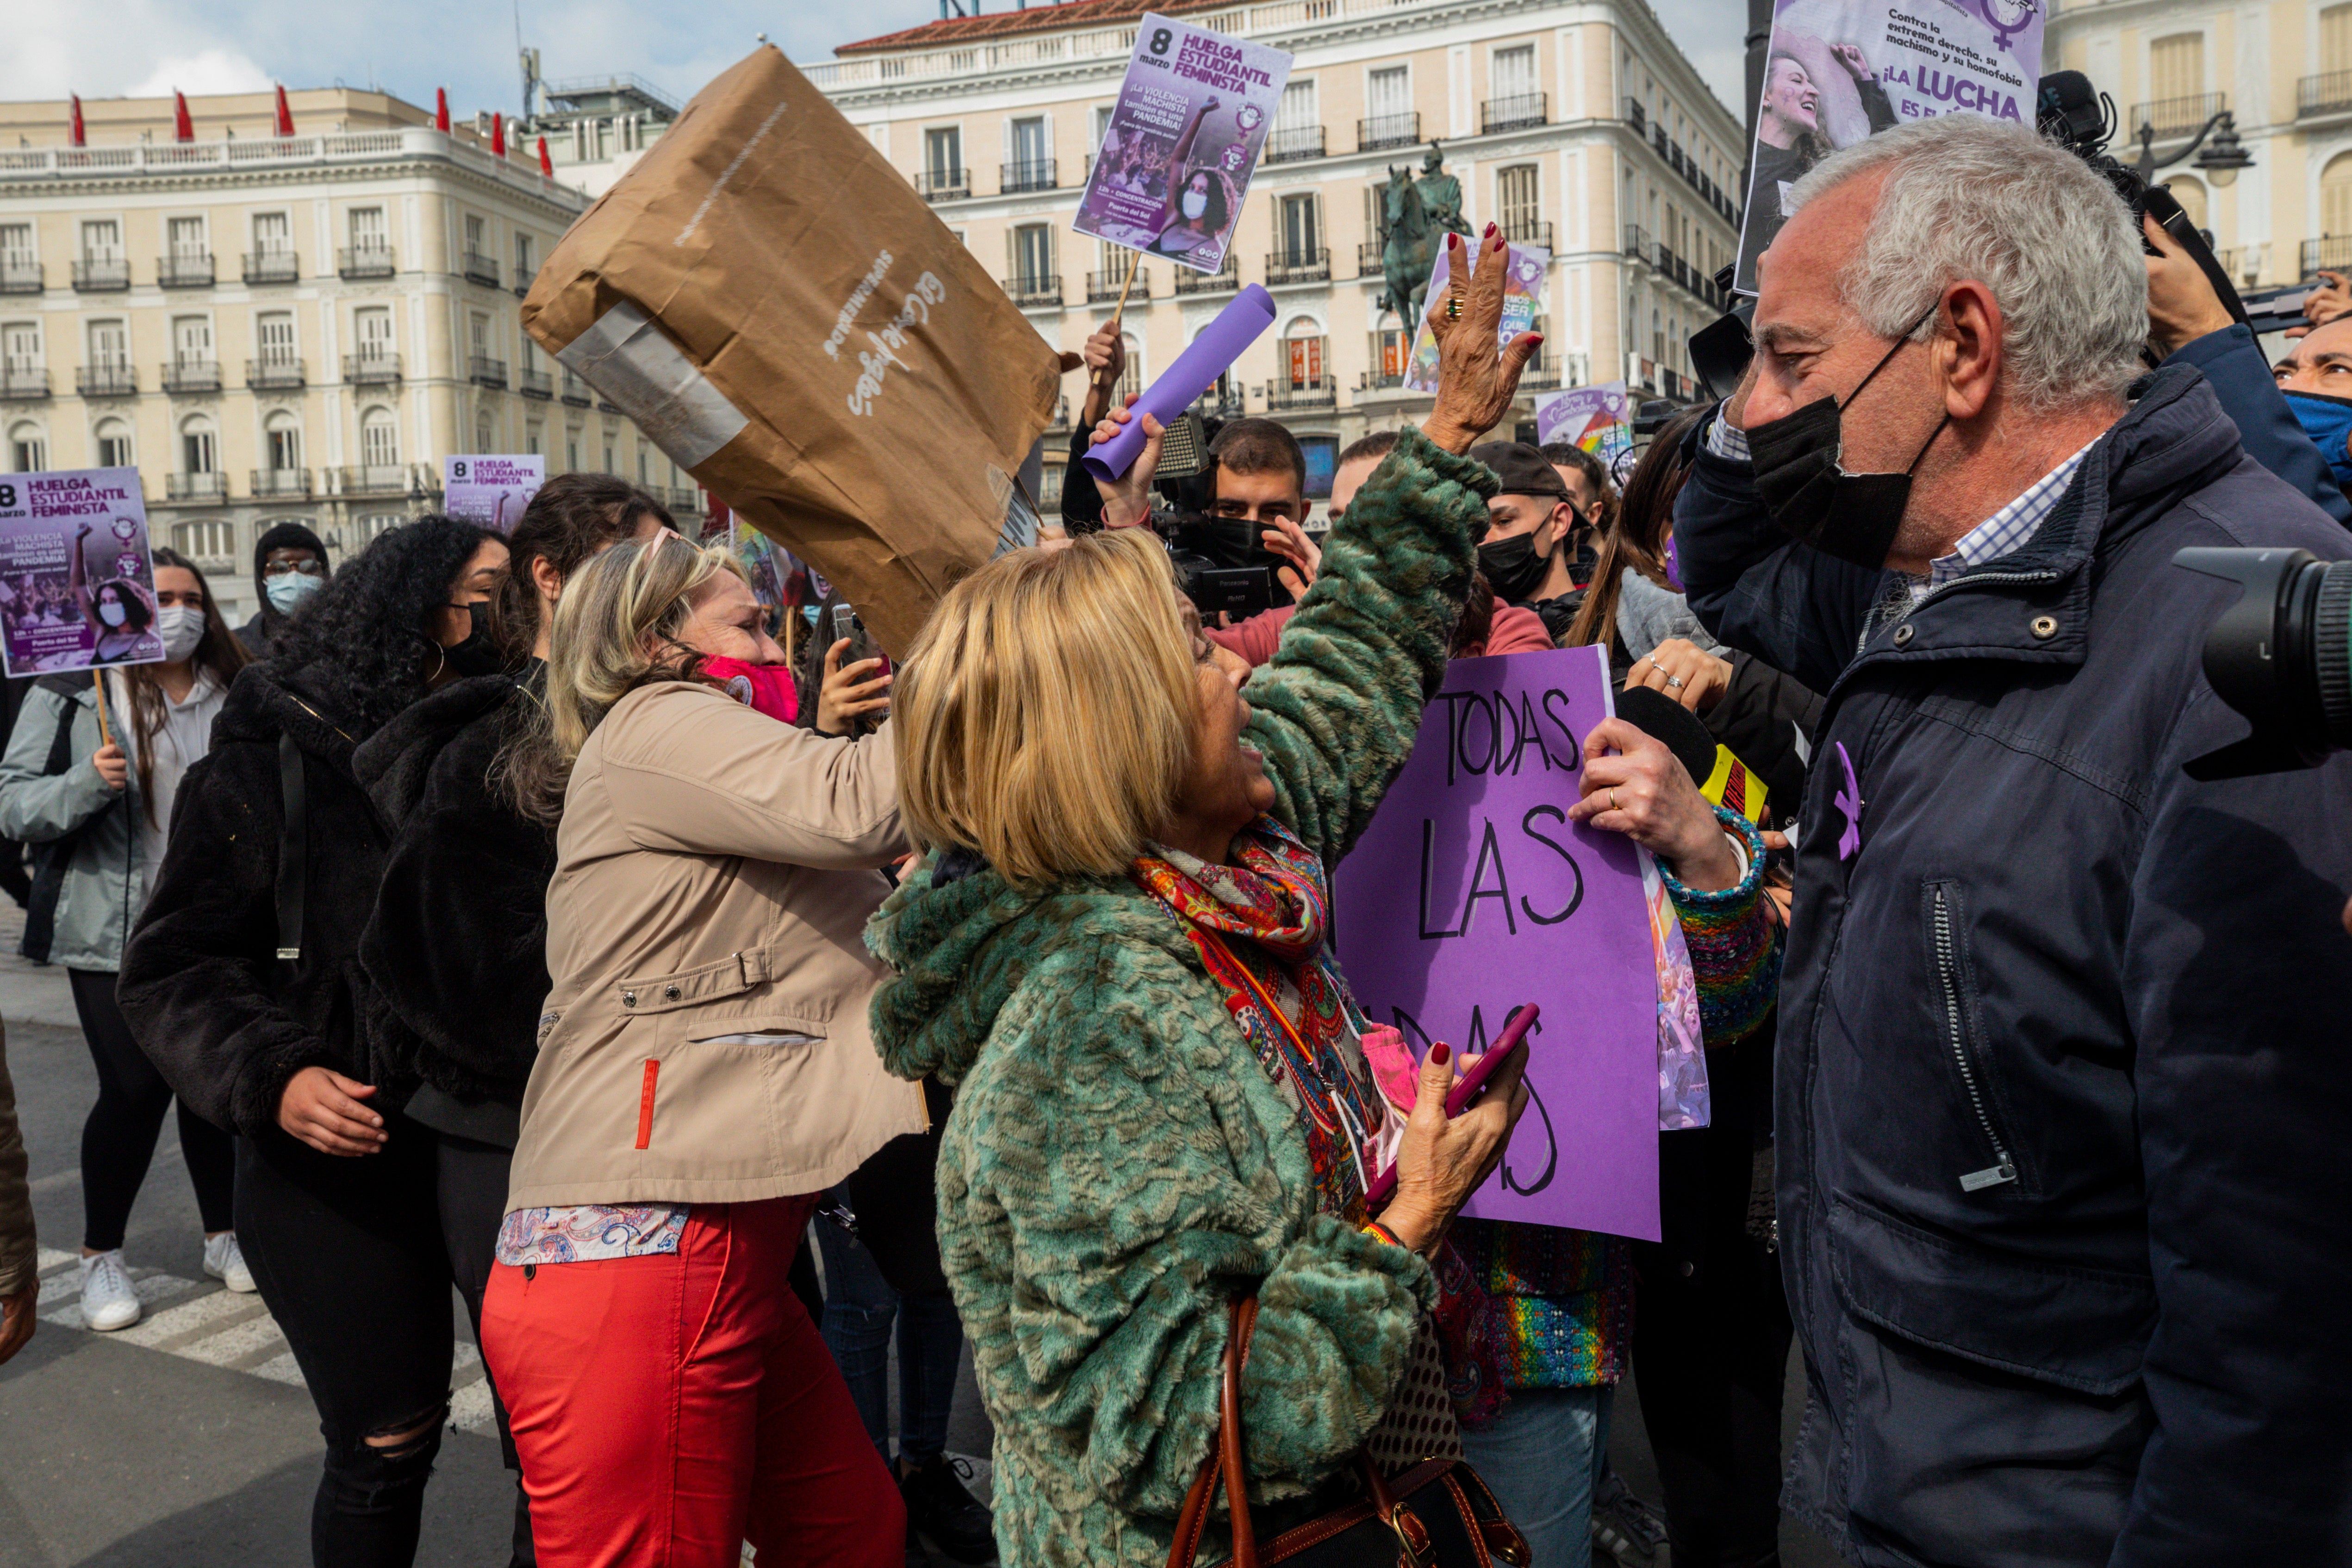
left=2177, top=547, right=2352, bottom=777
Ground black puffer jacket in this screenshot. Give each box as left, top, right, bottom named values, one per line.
left=353, top=672, right=553, bottom=1128
left=118, top=661, right=389, bottom=1141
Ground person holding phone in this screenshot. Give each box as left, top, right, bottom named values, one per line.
left=866, top=228, right=1540, bottom=1568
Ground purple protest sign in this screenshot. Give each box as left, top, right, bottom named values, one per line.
left=1534, top=382, right=1633, bottom=462
left=1333, top=643, right=1662, bottom=1240
left=0, top=467, right=164, bottom=679
left=443, top=454, right=545, bottom=533
left=1073, top=12, right=1292, bottom=275
left=1081, top=285, right=1276, bottom=482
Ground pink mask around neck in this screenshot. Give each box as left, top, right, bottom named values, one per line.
left=701, top=656, right=798, bottom=724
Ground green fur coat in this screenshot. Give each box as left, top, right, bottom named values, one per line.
left=866, top=427, right=1494, bottom=1568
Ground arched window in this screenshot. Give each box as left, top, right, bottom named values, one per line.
left=360, top=406, right=399, bottom=470
left=1284, top=315, right=1325, bottom=389
left=179, top=414, right=217, bottom=475
left=263, top=409, right=302, bottom=474
left=94, top=417, right=131, bottom=470
left=7, top=420, right=44, bottom=473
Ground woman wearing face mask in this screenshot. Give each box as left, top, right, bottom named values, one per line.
left=350, top=476, right=669, bottom=1568
left=236, top=521, right=334, bottom=657
left=0, top=549, right=250, bottom=1334
left=480, top=536, right=922, bottom=1568
left=118, top=517, right=510, bottom=1568
left=66, top=522, right=164, bottom=666
left=1146, top=98, right=1232, bottom=261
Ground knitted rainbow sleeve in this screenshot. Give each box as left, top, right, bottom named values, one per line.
left=1660, top=807, right=1781, bottom=1047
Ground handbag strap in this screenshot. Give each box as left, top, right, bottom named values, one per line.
left=1168, top=1294, right=1261, bottom=1568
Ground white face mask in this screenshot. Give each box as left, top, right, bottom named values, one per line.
left=1181, top=190, right=1209, bottom=221
left=157, top=603, right=205, bottom=662
left=97, top=601, right=128, bottom=628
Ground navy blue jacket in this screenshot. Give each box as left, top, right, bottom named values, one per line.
left=1677, top=366, right=2352, bottom=1568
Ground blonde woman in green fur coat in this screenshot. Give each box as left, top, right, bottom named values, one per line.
left=868, top=233, right=1551, bottom=1568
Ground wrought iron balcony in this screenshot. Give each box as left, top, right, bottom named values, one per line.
left=1194, top=387, right=1247, bottom=418
left=338, top=245, right=396, bottom=280
left=77, top=363, right=136, bottom=397
left=72, top=258, right=130, bottom=292
left=1358, top=112, right=1421, bottom=153
left=1002, top=274, right=1062, bottom=309
left=1481, top=94, right=1548, bottom=134
left=560, top=371, right=592, bottom=406
left=166, top=473, right=229, bottom=502
left=1517, top=350, right=1562, bottom=391
left=1087, top=268, right=1148, bottom=304
left=243, top=250, right=300, bottom=285
left=517, top=367, right=553, bottom=399
left=2302, top=237, right=2352, bottom=275
left=1265, top=248, right=1331, bottom=286
left=1357, top=241, right=1387, bottom=279
left=1174, top=259, right=1240, bottom=296
left=343, top=351, right=402, bottom=385
left=469, top=354, right=509, bottom=388
left=0, top=366, right=49, bottom=400
left=247, top=357, right=306, bottom=390
left=1625, top=98, right=1648, bottom=136
left=1500, top=218, right=1553, bottom=253
left=0, top=257, right=41, bottom=293
left=250, top=468, right=314, bottom=498
left=1266, top=126, right=1325, bottom=163
left=1264, top=379, right=1336, bottom=411
left=2131, top=92, right=2227, bottom=140
left=917, top=168, right=971, bottom=202
left=2302, top=70, right=2352, bottom=118
left=1001, top=159, right=1058, bottom=194
left=162, top=360, right=222, bottom=394
left=157, top=253, right=215, bottom=288
left=336, top=465, right=412, bottom=495
left=461, top=249, right=502, bottom=287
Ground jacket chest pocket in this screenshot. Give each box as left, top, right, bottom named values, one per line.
left=1923, top=879, right=2030, bottom=1198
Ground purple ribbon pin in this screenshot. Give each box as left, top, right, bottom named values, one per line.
left=1833, top=741, right=1864, bottom=860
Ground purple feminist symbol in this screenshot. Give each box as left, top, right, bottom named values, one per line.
left=1833, top=742, right=1864, bottom=860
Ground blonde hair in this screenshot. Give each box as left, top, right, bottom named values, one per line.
left=497, top=534, right=744, bottom=824
left=894, top=529, right=1196, bottom=888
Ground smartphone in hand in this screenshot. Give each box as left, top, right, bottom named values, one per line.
left=1361, top=1003, right=1537, bottom=1208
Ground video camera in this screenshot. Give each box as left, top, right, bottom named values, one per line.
left=2177, top=548, right=2352, bottom=778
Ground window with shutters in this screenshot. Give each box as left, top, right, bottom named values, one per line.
left=258, top=311, right=296, bottom=367
left=1369, top=67, right=1409, bottom=120
left=361, top=408, right=399, bottom=467
left=476, top=411, right=494, bottom=451
left=2327, top=5, right=2352, bottom=74
left=1497, top=166, right=1541, bottom=243
left=174, top=521, right=235, bottom=559
left=355, top=306, right=394, bottom=360
left=181, top=417, right=217, bottom=475
left=2150, top=34, right=2203, bottom=104
left=167, top=217, right=205, bottom=261
left=1280, top=194, right=1319, bottom=263
left=1492, top=44, right=1537, bottom=102
left=0, top=224, right=30, bottom=267
left=926, top=125, right=962, bottom=180
left=515, top=232, right=535, bottom=282
left=1, top=323, right=37, bottom=373
left=1271, top=81, right=1320, bottom=160
left=95, top=418, right=131, bottom=469
left=253, top=212, right=292, bottom=255
left=81, top=220, right=121, bottom=262
left=265, top=411, right=301, bottom=473
left=88, top=320, right=127, bottom=368
left=1013, top=224, right=1054, bottom=287
left=348, top=207, right=387, bottom=251
left=1286, top=319, right=1325, bottom=387
left=172, top=316, right=212, bottom=369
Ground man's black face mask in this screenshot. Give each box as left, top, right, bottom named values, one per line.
left=1745, top=304, right=1947, bottom=571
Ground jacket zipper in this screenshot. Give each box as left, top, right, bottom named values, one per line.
left=1850, top=567, right=2065, bottom=661
left=1932, top=886, right=2017, bottom=1192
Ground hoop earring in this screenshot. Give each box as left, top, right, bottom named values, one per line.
left=425, top=639, right=446, bottom=683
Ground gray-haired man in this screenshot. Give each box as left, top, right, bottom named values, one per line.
left=1679, top=116, right=2352, bottom=1566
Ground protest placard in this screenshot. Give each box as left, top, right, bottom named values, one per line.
left=1535, top=382, right=1633, bottom=465
left=0, top=467, right=164, bottom=679
left=442, top=455, right=545, bottom=533
left=1333, top=644, right=1669, bottom=1241
left=523, top=46, right=1066, bottom=658
left=1736, top=0, right=2043, bottom=291
left=1401, top=240, right=1548, bottom=393
left=1073, top=13, right=1292, bottom=276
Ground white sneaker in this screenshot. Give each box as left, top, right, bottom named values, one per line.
left=202, top=1232, right=256, bottom=1294
left=78, top=1250, right=141, bottom=1331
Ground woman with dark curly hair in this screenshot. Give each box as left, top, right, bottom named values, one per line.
left=118, top=515, right=510, bottom=1568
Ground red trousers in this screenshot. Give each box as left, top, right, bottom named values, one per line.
left=481, top=1195, right=905, bottom=1568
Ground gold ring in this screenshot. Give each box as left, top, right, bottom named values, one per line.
left=1609, top=789, right=1620, bottom=812
left=1445, top=294, right=1461, bottom=321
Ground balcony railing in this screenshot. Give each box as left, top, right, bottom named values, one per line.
left=667, top=486, right=701, bottom=513
left=338, top=245, right=396, bottom=280
left=157, top=253, right=214, bottom=288
left=1002, top=274, right=1062, bottom=308
left=77, top=363, right=136, bottom=397
left=517, top=366, right=554, bottom=399
left=250, top=468, right=313, bottom=498
left=513, top=268, right=534, bottom=301
left=1517, top=350, right=1562, bottom=392
left=1625, top=98, right=1648, bottom=136
left=0, top=257, right=39, bottom=293
left=2131, top=91, right=2227, bottom=140
left=1357, top=240, right=1387, bottom=279
left=1194, top=386, right=1247, bottom=419
left=1481, top=93, right=1548, bottom=134
left=1045, top=393, right=1073, bottom=430
left=1086, top=268, right=1147, bottom=303
left=1623, top=225, right=1726, bottom=311
left=1001, top=158, right=1058, bottom=194
left=1174, top=258, right=1240, bottom=296
left=162, top=360, right=222, bottom=394
left=2301, top=70, right=2352, bottom=118
left=469, top=354, right=509, bottom=387
left=343, top=351, right=402, bottom=385
left=1499, top=218, right=1553, bottom=253
left=916, top=167, right=971, bottom=202
left=2302, top=237, right=2352, bottom=275
left=1266, top=125, right=1325, bottom=163
left=1266, top=248, right=1331, bottom=286
left=72, top=258, right=130, bottom=292
left=248, top=357, right=306, bottom=390
left=1265, top=379, right=1336, bottom=411
left=560, top=371, right=592, bottom=406
left=243, top=249, right=300, bottom=285
left=337, top=465, right=411, bottom=495
left=0, top=366, right=48, bottom=399
left=461, top=249, right=502, bottom=287
left=166, top=473, right=229, bottom=502
left=1357, top=368, right=1408, bottom=392
left=1358, top=112, right=1421, bottom=152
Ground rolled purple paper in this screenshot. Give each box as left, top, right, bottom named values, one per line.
left=1081, top=284, right=1277, bottom=482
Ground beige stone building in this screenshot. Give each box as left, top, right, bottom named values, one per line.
left=803, top=0, right=1743, bottom=505
left=0, top=87, right=697, bottom=624
left=2047, top=0, right=2352, bottom=291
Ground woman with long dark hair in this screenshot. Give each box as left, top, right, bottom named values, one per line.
left=351, top=476, right=670, bottom=1566
left=118, top=516, right=509, bottom=1568
left=66, top=520, right=164, bottom=666
left=0, top=548, right=249, bottom=1331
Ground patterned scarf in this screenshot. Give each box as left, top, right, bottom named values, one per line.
left=1132, top=818, right=1387, bottom=1221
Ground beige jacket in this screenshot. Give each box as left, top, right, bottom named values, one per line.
left=504, top=681, right=927, bottom=1211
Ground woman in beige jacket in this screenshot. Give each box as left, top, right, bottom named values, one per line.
left=480, top=535, right=919, bottom=1568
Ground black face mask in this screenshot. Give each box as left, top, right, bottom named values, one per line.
left=440, top=601, right=504, bottom=679
left=1477, top=514, right=1564, bottom=604
left=1747, top=305, right=1948, bottom=571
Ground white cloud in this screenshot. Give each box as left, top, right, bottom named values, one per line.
left=124, top=48, right=273, bottom=99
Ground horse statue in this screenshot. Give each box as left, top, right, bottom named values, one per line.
left=1377, top=145, right=1473, bottom=332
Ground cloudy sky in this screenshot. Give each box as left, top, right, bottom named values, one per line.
left=2, top=1, right=1742, bottom=126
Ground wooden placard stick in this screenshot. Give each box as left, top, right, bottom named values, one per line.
left=91, top=669, right=114, bottom=749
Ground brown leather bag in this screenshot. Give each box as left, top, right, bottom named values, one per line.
left=1165, top=1296, right=1530, bottom=1568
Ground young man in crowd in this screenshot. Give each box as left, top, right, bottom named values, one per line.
left=1466, top=442, right=1585, bottom=639
left=1680, top=113, right=2352, bottom=1567
left=1542, top=440, right=1612, bottom=588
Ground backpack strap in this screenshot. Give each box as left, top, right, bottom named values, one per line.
left=274, top=732, right=306, bottom=964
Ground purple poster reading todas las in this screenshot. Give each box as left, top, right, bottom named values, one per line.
left=0, top=467, right=164, bottom=679
left=1333, top=644, right=1662, bottom=1241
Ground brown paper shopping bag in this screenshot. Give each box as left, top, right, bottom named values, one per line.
left=522, top=45, right=1064, bottom=655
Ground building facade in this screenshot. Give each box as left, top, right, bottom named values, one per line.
left=528, top=74, right=679, bottom=200
left=0, top=87, right=697, bottom=624
left=804, top=0, right=1742, bottom=504
left=2047, top=0, right=2352, bottom=292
